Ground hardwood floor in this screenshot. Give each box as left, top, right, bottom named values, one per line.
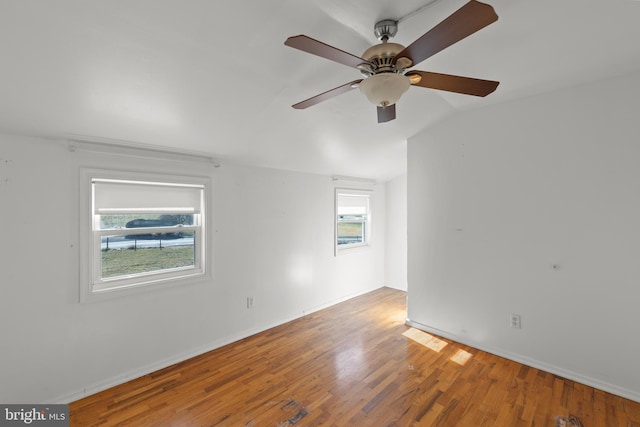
left=70, top=287, right=640, bottom=426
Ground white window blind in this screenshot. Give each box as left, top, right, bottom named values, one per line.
left=336, top=193, right=369, bottom=216
left=93, top=179, right=203, bottom=214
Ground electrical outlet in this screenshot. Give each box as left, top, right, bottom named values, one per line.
left=247, top=296, right=254, bottom=309
left=510, top=313, right=521, bottom=329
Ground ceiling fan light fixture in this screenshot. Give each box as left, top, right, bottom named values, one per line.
left=407, top=73, right=422, bottom=85
left=359, top=73, right=410, bottom=107
left=285, top=0, right=500, bottom=122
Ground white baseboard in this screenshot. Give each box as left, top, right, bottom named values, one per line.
left=405, top=319, right=640, bottom=404
left=54, top=286, right=382, bottom=404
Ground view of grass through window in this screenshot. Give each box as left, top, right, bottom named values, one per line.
left=102, top=245, right=195, bottom=278
left=337, top=216, right=366, bottom=245
left=100, top=213, right=196, bottom=279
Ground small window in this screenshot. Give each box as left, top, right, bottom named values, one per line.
left=81, top=170, right=209, bottom=301
left=335, top=189, right=371, bottom=253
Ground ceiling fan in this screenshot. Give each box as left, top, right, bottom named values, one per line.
left=285, top=0, right=499, bottom=123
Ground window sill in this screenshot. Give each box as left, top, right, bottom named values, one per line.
left=335, top=243, right=371, bottom=256
left=81, top=271, right=209, bottom=303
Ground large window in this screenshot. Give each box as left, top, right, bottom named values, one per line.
left=335, top=189, right=371, bottom=254
left=81, top=169, right=209, bottom=301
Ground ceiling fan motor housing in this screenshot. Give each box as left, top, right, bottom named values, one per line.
left=358, top=19, right=413, bottom=77
left=360, top=42, right=406, bottom=75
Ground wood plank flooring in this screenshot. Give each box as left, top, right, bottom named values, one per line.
left=70, top=287, right=640, bottom=426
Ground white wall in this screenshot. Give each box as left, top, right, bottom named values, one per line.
left=384, top=174, right=407, bottom=291
left=407, top=70, right=640, bottom=402
left=0, top=134, right=386, bottom=403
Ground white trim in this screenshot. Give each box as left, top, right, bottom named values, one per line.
left=332, top=175, right=377, bottom=185
left=405, top=319, right=640, bottom=404
left=68, top=136, right=221, bottom=167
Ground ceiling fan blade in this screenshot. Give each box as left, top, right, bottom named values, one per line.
left=285, top=35, right=370, bottom=69
left=292, top=80, right=362, bottom=109
left=377, top=104, right=396, bottom=123
left=395, top=0, right=498, bottom=67
left=408, top=70, right=499, bottom=97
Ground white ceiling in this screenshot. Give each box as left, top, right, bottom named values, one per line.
left=1, top=0, right=639, bottom=181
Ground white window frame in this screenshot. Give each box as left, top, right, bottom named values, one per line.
left=80, top=168, right=211, bottom=302
left=335, top=188, right=372, bottom=255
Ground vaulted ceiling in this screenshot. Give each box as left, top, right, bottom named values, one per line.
left=1, top=0, right=639, bottom=181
